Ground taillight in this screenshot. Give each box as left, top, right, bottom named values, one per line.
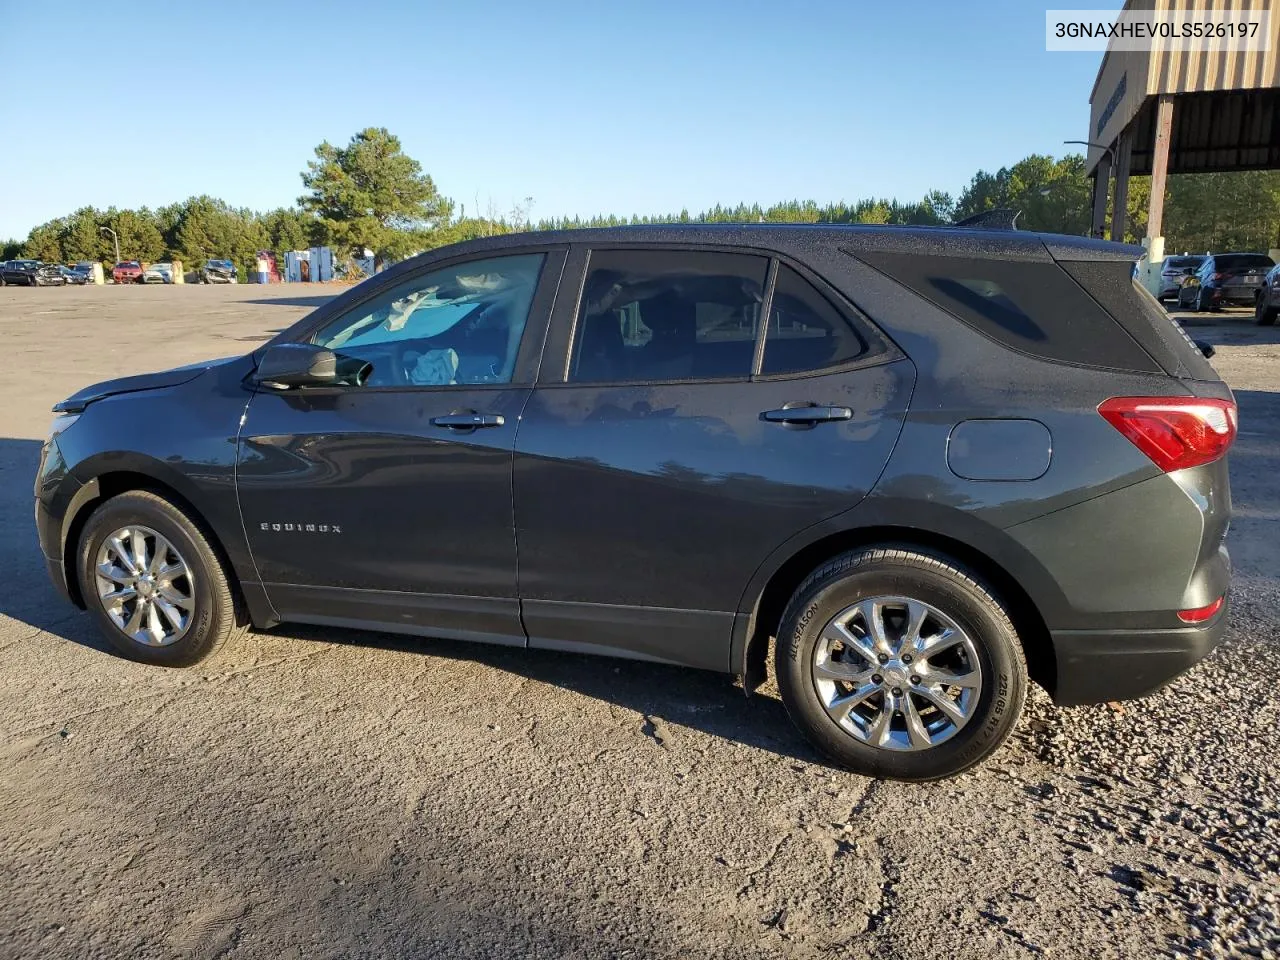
left=1098, top=396, right=1237, bottom=472
left=1211, top=272, right=1226, bottom=281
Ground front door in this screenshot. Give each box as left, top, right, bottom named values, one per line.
left=237, top=249, right=564, bottom=645
left=513, top=247, right=914, bottom=671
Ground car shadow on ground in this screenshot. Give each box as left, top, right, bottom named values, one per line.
left=277, top=619, right=820, bottom=765
left=0, top=436, right=820, bottom=767
left=242, top=295, right=337, bottom=308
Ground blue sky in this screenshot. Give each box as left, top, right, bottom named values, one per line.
left=0, top=0, right=1119, bottom=240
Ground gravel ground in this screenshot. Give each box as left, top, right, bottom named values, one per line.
left=0, top=285, right=1276, bottom=959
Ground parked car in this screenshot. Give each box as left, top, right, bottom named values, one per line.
left=62, top=264, right=93, bottom=285
left=112, top=261, right=143, bottom=284
left=1253, top=262, right=1280, bottom=326
left=1177, top=253, right=1276, bottom=311
left=1156, top=254, right=1205, bottom=301
left=36, top=224, right=1235, bottom=781
left=202, top=259, right=238, bottom=283
left=2, top=259, right=67, bottom=286
left=140, top=262, right=174, bottom=284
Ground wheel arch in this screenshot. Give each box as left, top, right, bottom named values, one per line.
left=735, top=523, right=1057, bottom=699
left=61, top=468, right=252, bottom=624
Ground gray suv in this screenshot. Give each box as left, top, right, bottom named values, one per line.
left=36, top=224, right=1235, bottom=780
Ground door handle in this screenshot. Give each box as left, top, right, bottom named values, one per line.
left=760, top=404, right=853, bottom=425
left=430, top=411, right=506, bottom=430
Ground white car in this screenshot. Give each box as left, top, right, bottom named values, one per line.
left=140, top=262, right=174, bottom=284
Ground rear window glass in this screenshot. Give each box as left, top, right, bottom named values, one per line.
left=1164, top=257, right=1203, bottom=269
left=856, top=252, right=1159, bottom=372
left=1214, top=254, right=1274, bottom=270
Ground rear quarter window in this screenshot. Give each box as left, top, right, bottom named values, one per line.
left=855, top=252, right=1160, bottom=373
left=1061, top=260, right=1218, bottom=381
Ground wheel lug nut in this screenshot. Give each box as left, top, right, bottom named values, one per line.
left=902, top=654, right=913, bottom=663
left=910, top=675, right=921, bottom=685
left=872, top=674, right=883, bottom=684
left=877, top=654, right=889, bottom=664
left=892, top=687, right=903, bottom=697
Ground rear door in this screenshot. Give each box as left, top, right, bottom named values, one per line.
left=237, top=248, right=565, bottom=645
left=512, top=246, right=914, bottom=671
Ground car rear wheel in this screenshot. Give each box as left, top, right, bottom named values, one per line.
left=774, top=546, right=1027, bottom=781
left=77, top=490, right=247, bottom=667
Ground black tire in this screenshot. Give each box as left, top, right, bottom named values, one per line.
left=1256, top=295, right=1277, bottom=326
left=775, top=546, right=1027, bottom=781
left=76, top=490, right=247, bottom=666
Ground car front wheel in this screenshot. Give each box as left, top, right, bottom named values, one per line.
left=775, top=546, right=1027, bottom=781
left=77, top=490, right=247, bottom=666
left=1257, top=294, right=1278, bottom=326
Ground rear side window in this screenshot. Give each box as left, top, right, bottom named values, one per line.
left=1061, top=260, right=1218, bottom=380
left=570, top=250, right=768, bottom=383
left=761, top=265, right=871, bottom=375
left=856, top=252, right=1160, bottom=373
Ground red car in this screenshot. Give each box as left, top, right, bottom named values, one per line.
left=112, top=260, right=143, bottom=284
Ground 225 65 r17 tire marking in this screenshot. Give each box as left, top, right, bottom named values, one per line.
left=813, top=596, right=982, bottom=751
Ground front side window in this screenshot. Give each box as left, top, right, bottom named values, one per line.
left=311, top=253, right=544, bottom=387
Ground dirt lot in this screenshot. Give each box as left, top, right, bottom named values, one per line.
left=1, top=284, right=1277, bottom=959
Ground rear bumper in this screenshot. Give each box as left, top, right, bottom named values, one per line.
left=1208, top=286, right=1259, bottom=305
left=1050, top=603, right=1228, bottom=705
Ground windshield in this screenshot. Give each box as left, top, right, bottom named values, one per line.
left=207, top=260, right=233, bottom=269
left=117, top=261, right=140, bottom=268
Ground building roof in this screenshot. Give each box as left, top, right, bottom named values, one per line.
left=1086, top=0, right=1280, bottom=174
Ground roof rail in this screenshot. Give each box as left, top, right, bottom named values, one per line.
left=953, top=208, right=1021, bottom=230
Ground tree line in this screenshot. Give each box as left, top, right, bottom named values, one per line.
left=5, top=128, right=1278, bottom=279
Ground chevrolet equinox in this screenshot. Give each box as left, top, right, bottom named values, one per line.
left=36, top=225, right=1235, bottom=780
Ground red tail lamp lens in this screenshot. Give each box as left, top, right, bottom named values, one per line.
left=1098, top=397, right=1237, bottom=473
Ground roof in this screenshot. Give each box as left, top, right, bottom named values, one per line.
left=391, top=223, right=1141, bottom=269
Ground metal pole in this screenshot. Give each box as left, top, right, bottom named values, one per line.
left=100, top=226, right=120, bottom=265
left=1147, top=95, right=1175, bottom=241
left=1111, top=130, right=1132, bottom=243
left=1065, top=140, right=1116, bottom=239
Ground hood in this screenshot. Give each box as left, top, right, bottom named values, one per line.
left=53, top=355, right=240, bottom=414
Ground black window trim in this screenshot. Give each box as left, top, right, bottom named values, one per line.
left=544, top=242, right=899, bottom=389
left=263, top=246, right=568, bottom=394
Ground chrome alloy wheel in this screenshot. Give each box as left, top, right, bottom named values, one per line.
left=95, top=526, right=195, bottom=646
left=812, top=597, right=983, bottom=751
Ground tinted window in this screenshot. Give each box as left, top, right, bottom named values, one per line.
left=857, top=252, right=1159, bottom=372
left=1163, top=256, right=1203, bottom=270
left=761, top=265, right=870, bottom=375
left=1214, top=254, right=1274, bottom=271
left=1061, top=260, right=1217, bottom=380
left=569, top=250, right=768, bottom=383
left=311, top=253, right=544, bottom=387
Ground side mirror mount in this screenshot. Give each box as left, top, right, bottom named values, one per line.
left=1194, top=339, right=1216, bottom=359
left=252, top=343, right=371, bottom=389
